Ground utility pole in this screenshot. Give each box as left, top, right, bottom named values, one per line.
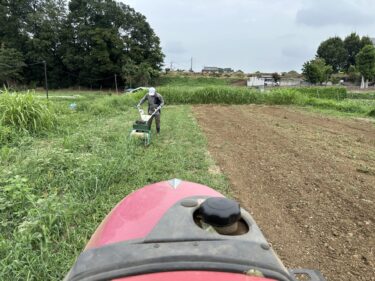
left=114, top=74, right=118, bottom=94
left=43, top=61, right=49, bottom=99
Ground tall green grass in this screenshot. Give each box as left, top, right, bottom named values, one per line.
left=293, top=87, right=347, bottom=100
left=154, top=86, right=349, bottom=104
left=123, top=86, right=373, bottom=117
left=0, top=91, right=56, bottom=134
left=156, top=75, right=243, bottom=87
left=347, top=92, right=375, bottom=100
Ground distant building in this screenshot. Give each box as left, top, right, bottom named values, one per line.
left=247, top=73, right=302, bottom=87
left=247, top=76, right=265, bottom=87
left=223, top=68, right=234, bottom=73
left=202, top=67, right=220, bottom=73
left=247, top=73, right=274, bottom=87
left=279, top=79, right=303, bottom=87
left=202, top=66, right=234, bottom=74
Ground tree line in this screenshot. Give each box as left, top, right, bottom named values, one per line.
left=0, top=0, right=164, bottom=89
left=302, top=33, right=375, bottom=87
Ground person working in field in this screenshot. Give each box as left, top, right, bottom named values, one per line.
left=137, top=87, right=164, bottom=134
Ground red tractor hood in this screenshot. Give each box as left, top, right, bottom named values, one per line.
left=86, top=180, right=223, bottom=249
left=65, top=180, right=326, bottom=281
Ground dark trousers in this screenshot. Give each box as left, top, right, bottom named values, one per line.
left=148, top=114, right=161, bottom=133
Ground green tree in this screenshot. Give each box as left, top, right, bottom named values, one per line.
left=63, top=0, right=164, bottom=88
left=360, top=36, right=374, bottom=49
left=24, top=0, right=68, bottom=88
left=344, top=33, right=362, bottom=69
left=0, top=0, right=164, bottom=88
left=122, top=60, right=158, bottom=87
left=356, top=45, right=375, bottom=88
left=317, top=37, right=348, bottom=72
left=0, top=48, right=25, bottom=87
left=347, top=65, right=360, bottom=83
left=302, top=58, right=333, bottom=84
left=0, top=0, right=68, bottom=87
left=0, top=0, right=31, bottom=50
left=343, top=33, right=374, bottom=70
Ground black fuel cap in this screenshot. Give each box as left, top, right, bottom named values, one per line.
left=199, top=197, right=241, bottom=227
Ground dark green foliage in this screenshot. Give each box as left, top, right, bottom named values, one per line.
left=347, top=65, right=361, bottom=83
left=344, top=33, right=363, bottom=70
left=360, top=36, right=374, bottom=49
left=24, top=0, right=68, bottom=88
left=317, top=37, right=348, bottom=72
left=0, top=0, right=164, bottom=89
left=302, top=58, right=333, bottom=84
left=64, top=0, right=163, bottom=88
left=0, top=0, right=30, bottom=50
left=343, top=33, right=374, bottom=71
left=0, top=48, right=25, bottom=86
left=356, top=45, right=375, bottom=81
left=122, top=62, right=159, bottom=88
left=312, top=33, right=375, bottom=75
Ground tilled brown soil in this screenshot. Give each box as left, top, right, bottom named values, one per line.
left=193, top=105, right=375, bottom=281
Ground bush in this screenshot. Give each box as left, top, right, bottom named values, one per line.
left=368, top=109, right=375, bottom=117
left=0, top=91, right=56, bottom=133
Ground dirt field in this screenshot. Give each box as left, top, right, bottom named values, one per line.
left=193, top=105, right=375, bottom=281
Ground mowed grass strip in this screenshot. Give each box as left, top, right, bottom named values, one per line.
left=0, top=95, right=228, bottom=281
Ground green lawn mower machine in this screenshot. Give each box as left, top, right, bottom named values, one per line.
left=130, top=106, right=159, bottom=145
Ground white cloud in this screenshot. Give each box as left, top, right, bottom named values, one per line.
left=122, top=0, right=375, bottom=72
left=296, top=0, right=375, bottom=27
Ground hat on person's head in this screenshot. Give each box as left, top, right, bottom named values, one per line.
left=148, top=87, right=156, bottom=96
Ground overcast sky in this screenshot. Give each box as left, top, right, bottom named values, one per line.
left=123, top=0, right=375, bottom=73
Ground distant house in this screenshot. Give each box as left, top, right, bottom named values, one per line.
left=202, top=67, right=221, bottom=74
left=247, top=76, right=265, bottom=87
left=223, top=68, right=234, bottom=73
left=247, top=73, right=274, bottom=87
left=247, top=73, right=303, bottom=87
left=279, top=79, right=302, bottom=87
left=202, top=67, right=234, bottom=74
